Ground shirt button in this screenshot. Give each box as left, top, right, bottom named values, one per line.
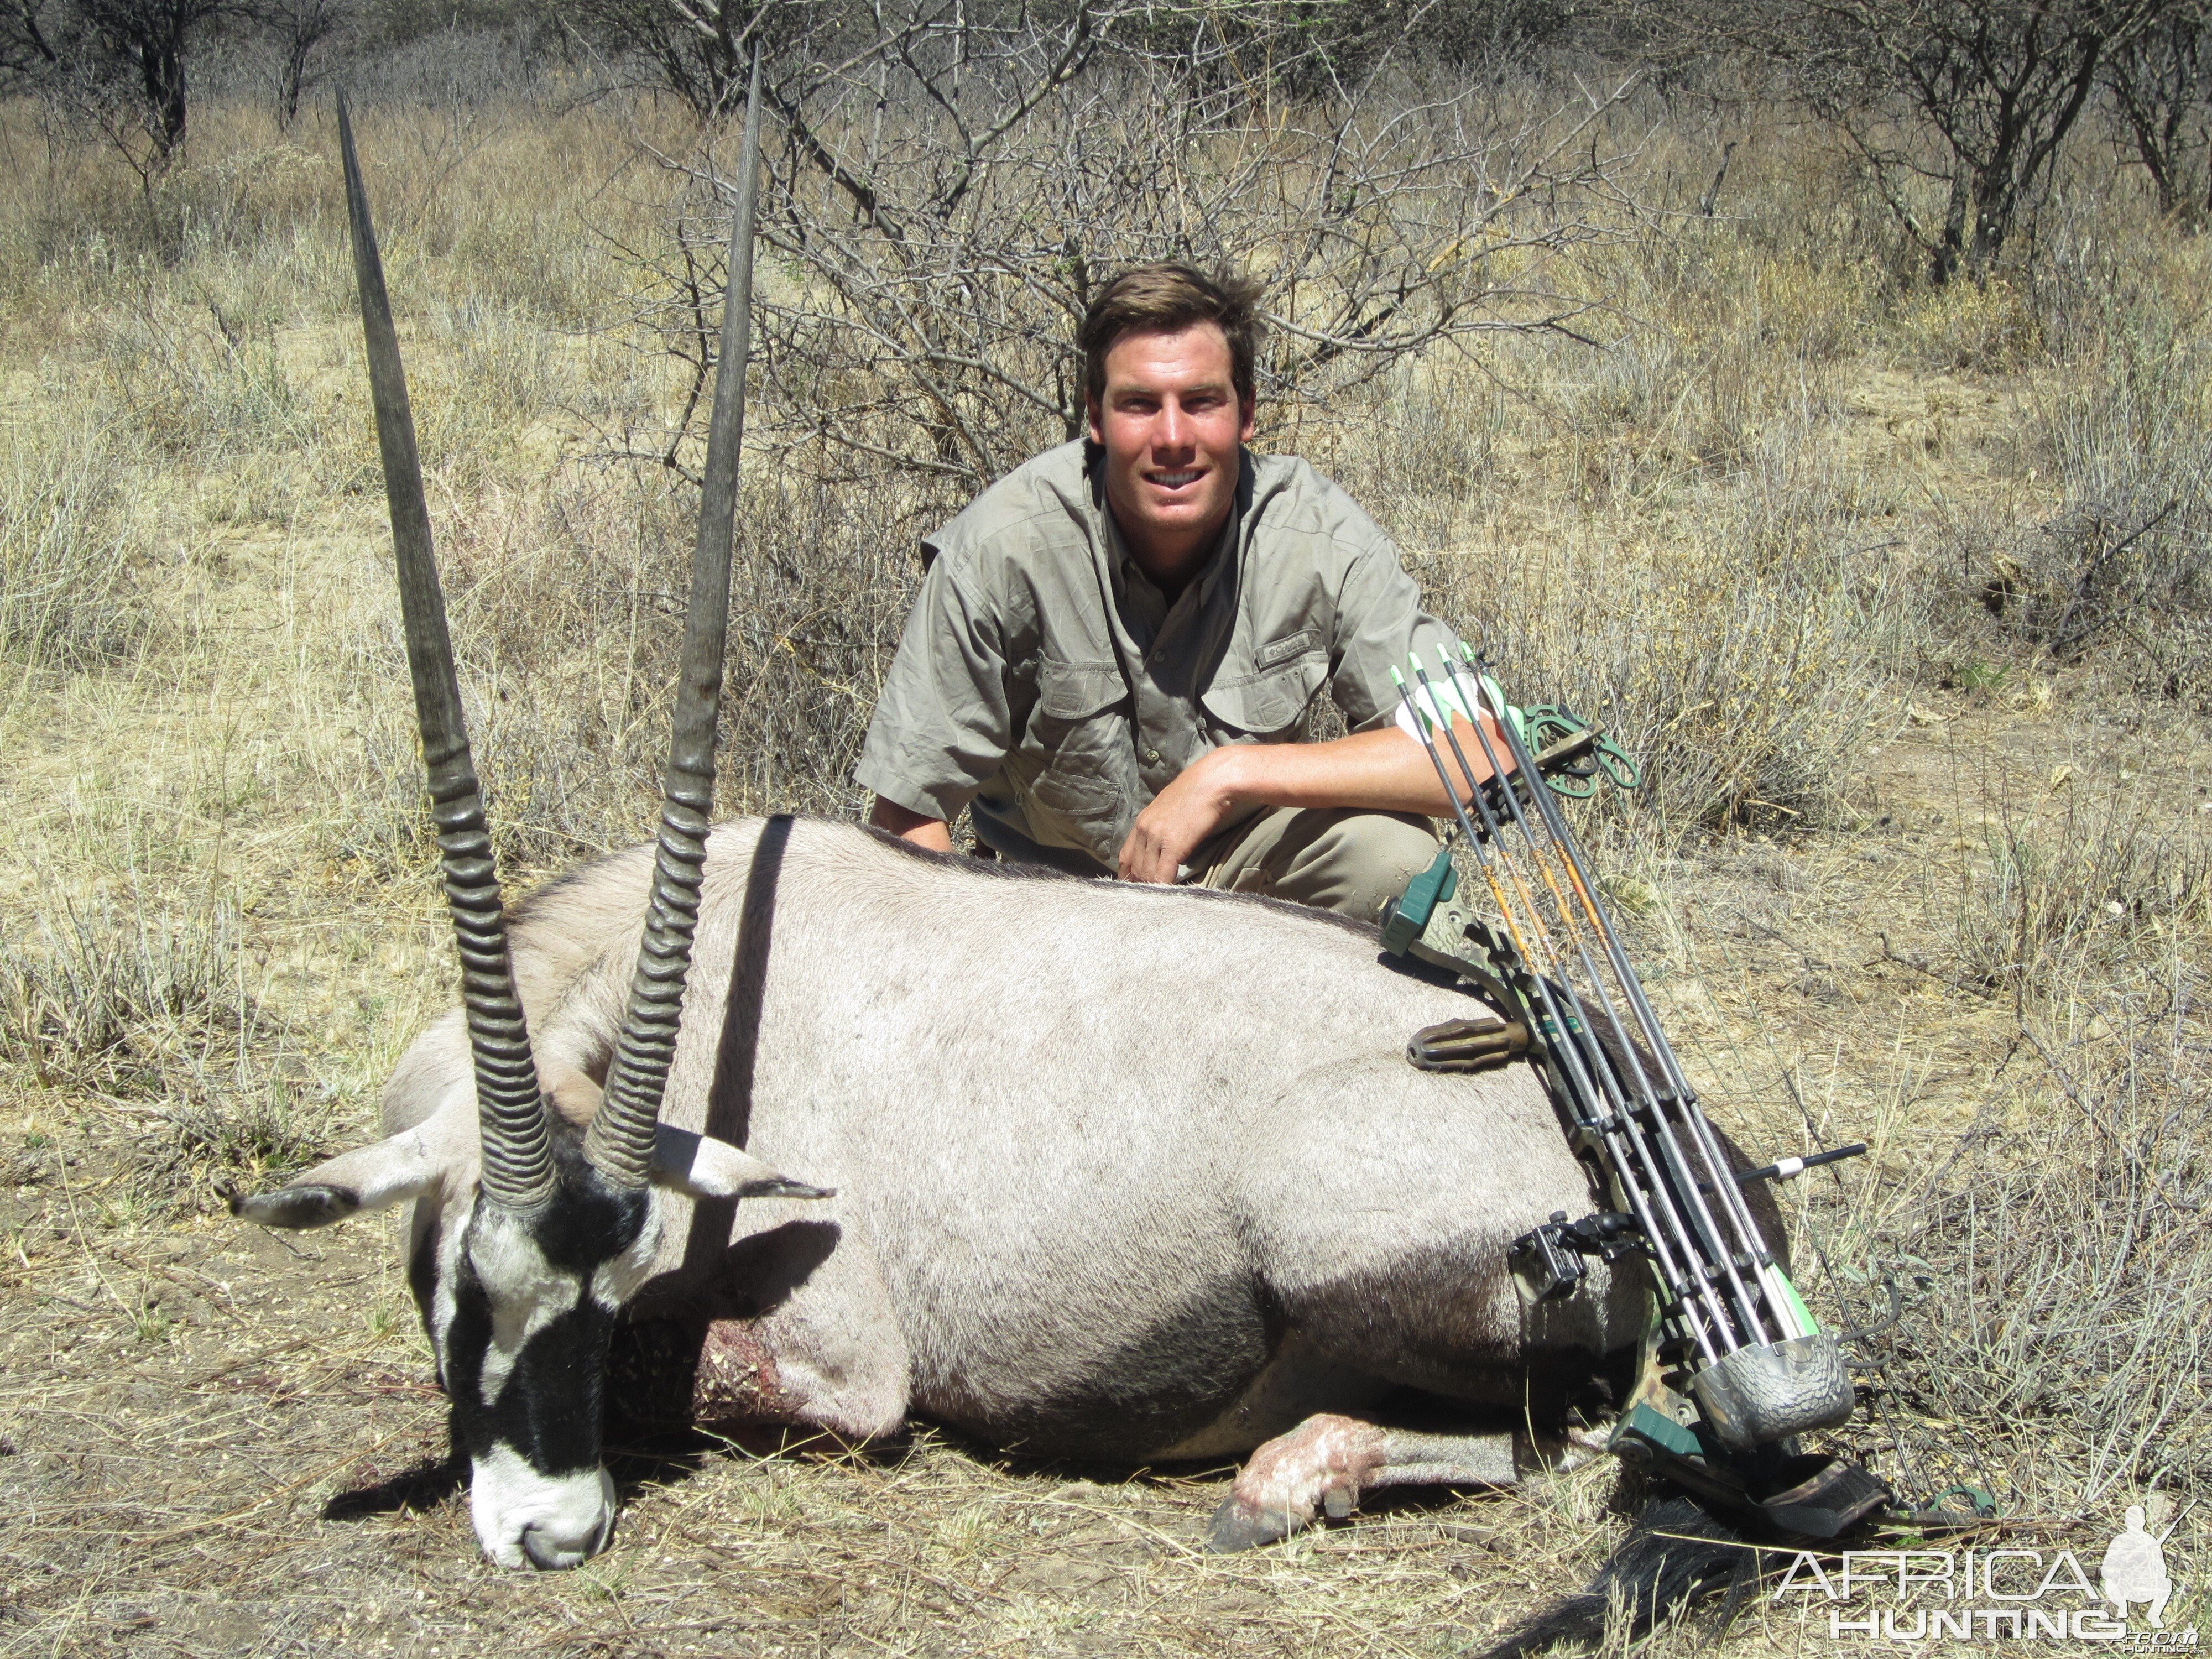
left=1146, top=748, right=1162, bottom=764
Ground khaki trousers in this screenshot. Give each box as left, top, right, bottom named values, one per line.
left=1188, top=806, right=1441, bottom=922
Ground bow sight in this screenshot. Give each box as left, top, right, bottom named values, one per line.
left=1381, top=645, right=1888, bottom=1540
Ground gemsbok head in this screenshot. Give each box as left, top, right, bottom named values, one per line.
left=231, top=61, right=827, bottom=1570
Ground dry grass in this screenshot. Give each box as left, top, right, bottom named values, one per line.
left=1, top=70, right=2209, bottom=1658
left=1949, top=777, right=2212, bottom=996
left=0, top=894, right=254, bottom=1095
left=1737, top=751, right=2212, bottom=1528
left=0, top=414, right=147, bottom=667
left=1860, top=981, right=2212, bottom=1514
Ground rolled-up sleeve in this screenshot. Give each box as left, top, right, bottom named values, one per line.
left=854, top=557, right=1014, bottom=822
left=1327, top=535, right=1465, bottom=732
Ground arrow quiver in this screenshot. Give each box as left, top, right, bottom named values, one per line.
left=1380, top=648, right=1886, bottom=1539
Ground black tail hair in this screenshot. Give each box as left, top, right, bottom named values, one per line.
left=1472, top=1495, right=1758, bottom=1659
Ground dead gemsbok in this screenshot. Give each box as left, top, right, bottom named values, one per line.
left=237, top=79, right=1768, bottom=1574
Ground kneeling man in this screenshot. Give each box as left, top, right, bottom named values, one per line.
left=857, top=263, right=1499, bottom=920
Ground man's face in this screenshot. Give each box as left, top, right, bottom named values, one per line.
left=1087, top=322, right=1256, bottom=580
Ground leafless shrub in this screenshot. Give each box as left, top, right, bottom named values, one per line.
left=2102, top=1, right=2212, bottom=225
left=4, top=0, right=232, bottom=181
left=263, top=0, right=352, bottom=126
left=1709, top=0, right=2171, bottom=286
left=623, top=14, right=1641, bottom=495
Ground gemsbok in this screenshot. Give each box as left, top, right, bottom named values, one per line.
left=236, top=75, right=1777, bottom=1578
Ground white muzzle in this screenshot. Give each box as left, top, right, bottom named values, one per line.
left=469, top=1448, right=618, bottom=1570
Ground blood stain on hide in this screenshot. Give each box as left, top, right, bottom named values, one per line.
left=693, top=1321, right=792, bottom=1423
left=606, top=1318, right=794, bottom=1431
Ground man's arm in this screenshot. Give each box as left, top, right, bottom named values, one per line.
left=869, top=795, right=957, bottom=853
left=1117, top=716, right=1504, bottom=884
left=854, top=546, right=1015, bottom=855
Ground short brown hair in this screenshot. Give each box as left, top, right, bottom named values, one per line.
left=1079, top=263, right=1265, bottom=410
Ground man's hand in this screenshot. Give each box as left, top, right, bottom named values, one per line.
left=1118, top=747, right=1243, bottom=883
left=1117, top=716, right=1515, bottom=884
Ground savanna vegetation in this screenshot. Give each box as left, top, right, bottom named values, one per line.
left=0, top=2, right=2208, bottom=1653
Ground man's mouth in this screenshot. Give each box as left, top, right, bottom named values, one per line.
left=1146, top=469, right=1202, bottom=490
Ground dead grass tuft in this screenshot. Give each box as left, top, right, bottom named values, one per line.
left=1896, top=276, right=2046, bottom=373
left=1367, top=367, right=1918, bottom=838
left=0, top=414, right=148, bottom=667
left=158, top=1075, right=333, bottom=1201
left=0, top=895, right=257, bottom=1097
left=1830, top=982, right=2212, bottom=1514
left=100, top=299, right=324, bottom=468
left=1951, top=778, right=2212, bottom=995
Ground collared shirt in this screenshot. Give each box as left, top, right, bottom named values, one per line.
left=854, top=439, right=1464, bottom=873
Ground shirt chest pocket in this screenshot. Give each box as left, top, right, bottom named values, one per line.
left=1200, top=634, right=1327, bottom=739
left=1020, top=659, right=1131, bottom=815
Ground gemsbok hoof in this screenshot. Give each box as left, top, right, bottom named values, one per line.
left=1207, top=1495, right=1302, bottom=1552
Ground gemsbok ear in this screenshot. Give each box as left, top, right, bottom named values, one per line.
left=650, top=1125, right=834, bottom=1202
left=231, top=1129, right=437, bottom=1230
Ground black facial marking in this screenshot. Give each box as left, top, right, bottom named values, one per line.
left=441, top=1140, right=651, bottom=1477
left=408, top=1210, right=444, bottom=1368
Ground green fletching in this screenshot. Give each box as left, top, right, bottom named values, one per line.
left=1433, top=645, right=1527, bottom=743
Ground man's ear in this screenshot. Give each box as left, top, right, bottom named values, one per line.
left=650, top=1125, right=834, bottom=1202
left=229, top=1130, right=436, bottom=1229
left=1086, top=393, right=1104, bottom=446
left=1237, top=392, right=1256, bottom=444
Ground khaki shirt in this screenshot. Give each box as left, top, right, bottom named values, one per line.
left=855, top=440, right=1464, bottom=873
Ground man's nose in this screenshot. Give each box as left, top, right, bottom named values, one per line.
left=1153, top=397, right=1193, bottom=452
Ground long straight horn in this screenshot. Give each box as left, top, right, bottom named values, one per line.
left=337, top=93, right=554, bottom=1211
left=583, top=50, right=765, bottom=1188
